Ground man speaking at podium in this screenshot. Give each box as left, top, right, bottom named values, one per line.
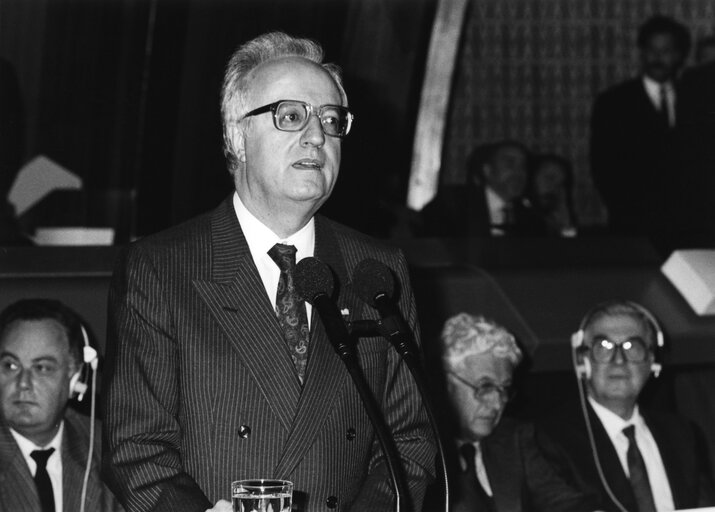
left=102, top=32, right=435, bottom=512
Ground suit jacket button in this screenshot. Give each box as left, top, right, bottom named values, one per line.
left=345, top=427, right=356, bottom=441
left=238, top=425, right=251, bottom=438
left=326, top=495, right=338, bottom=508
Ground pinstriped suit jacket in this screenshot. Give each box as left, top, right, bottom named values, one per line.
left=0, top=408, right=123, bottom=511
left=102, top=197, right=436, bottom=512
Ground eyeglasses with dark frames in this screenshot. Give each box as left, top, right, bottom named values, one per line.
left=589, top=336, right=651, bottom=364
left=241, top=99, right=354, bottom=138
left=447, top=371, right=514, bottom=403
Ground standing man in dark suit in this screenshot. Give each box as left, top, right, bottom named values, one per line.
left=590, top=16, right=691, bottom=248
left=420, top=140, right=546, bottom=238
left=425, top=313, right=597, bottom=512
left=102, top=31, right=435, bottom=512
left=0, top=298, right=122, bottom=512
left=535, top=300, right=715, bottom=511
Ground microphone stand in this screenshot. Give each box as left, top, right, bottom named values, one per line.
left=374, top=316, right=451, bottom=512
left=330, top=338, right=410, bottom=512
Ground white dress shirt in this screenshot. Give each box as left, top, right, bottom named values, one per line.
left=233, top=192, right=314, bottom=326
left=643, top=76, right=675, bottom=127
left=10, top=423, right=64, bottom=512
left=485, top=186, right=507, bottom=237
left=589, top=397, right=675, bottom=511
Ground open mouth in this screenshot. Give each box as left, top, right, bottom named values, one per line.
left=293, top=159, right=323, bottom=170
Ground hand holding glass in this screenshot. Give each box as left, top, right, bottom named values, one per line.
left=232, top=479, right=293, bottom=512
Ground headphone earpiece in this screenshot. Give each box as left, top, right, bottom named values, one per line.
left=69, top=371, right=87, bottom=399
left=70, top=324, right=98, bottom=402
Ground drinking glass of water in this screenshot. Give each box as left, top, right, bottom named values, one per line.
left=232, top=479, right=293, bottom=512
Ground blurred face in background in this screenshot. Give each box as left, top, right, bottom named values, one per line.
left=641, top=32, right=684, bottom=83
left=483, top=145, right=528, bottom=202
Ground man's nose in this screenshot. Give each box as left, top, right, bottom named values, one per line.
left=17, top=368, right=33, bottom=390
left=300, top=114, right=326, bottom=147
left=612, top=345, right=627, bottom=364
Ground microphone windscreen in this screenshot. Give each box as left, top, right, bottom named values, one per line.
left=295, top=257, right=334, bottom=304
left=353, top=258, right=395, bottom=306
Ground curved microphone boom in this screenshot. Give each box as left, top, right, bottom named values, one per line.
left=352, top=258, right=451, bottom=512
left=294, top=257, right=409, bottom=512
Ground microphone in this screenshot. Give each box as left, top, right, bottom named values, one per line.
left=353, top=258, right=452, bottom=512
left=294, top=257, right=409, bottom=512
left=294, top=256, right=355, bottom=361
left=352, top=258, right=419, bottom=363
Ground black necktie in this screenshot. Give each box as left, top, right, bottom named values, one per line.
left=658, top=85, right=671, bottom=130
left=623, top=425, right=656, bottom=512
left=455, top=443, right=494, bottom=512
left=31, top=448, right=55, bottom=512
left=268, top=243, right=310, bottom=383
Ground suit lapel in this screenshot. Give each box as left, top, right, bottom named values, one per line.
left=62, top=412, right=97, bottom=511
left=273, top=216, right=361, bottom=477
left=643, top=412, right=683, bottom=507
left=192, top=198, right=300, bottom=432
left=482, top=427, right=521, bottom=512
left=0, top=424, right=41, bottom=511
left=586, top=405, right=638, bottom=511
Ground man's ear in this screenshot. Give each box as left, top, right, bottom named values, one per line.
left=227, top=123, right=246, bottom=163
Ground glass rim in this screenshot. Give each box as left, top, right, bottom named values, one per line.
left=232, top=478, right=293, bottom=489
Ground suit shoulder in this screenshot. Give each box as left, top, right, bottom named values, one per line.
left=321, top=215, right=402, bottom=260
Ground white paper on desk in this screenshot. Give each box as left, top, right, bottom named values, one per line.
left=7, top=155, right=82, bottom=216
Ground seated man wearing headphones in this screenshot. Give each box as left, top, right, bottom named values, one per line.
left=535, top=300, right=715, bottom=512
left=426, top=312, right=598, bottom=512
left=0, top=299, right=122, bottom=512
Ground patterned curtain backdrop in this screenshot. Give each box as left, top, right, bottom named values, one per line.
left=442, top=0, right=715, bottom=225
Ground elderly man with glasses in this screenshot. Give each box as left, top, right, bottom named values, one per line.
left=535, top=300, right=715, bottom=512
left=427, top=313, right=598, bottom=512
left=102, top=31, right=434, bottom=512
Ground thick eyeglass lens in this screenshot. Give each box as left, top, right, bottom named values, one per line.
left=475, top=382, right=513, bottom=402
left=275, top=101, right=349, bottom=136
left=591, top=337, right=649, bottom=363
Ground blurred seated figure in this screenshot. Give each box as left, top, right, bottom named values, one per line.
left=0, top=299, right=123, bottom=511
left=535, top=300, right=715, bottom=512
left=528, top=153, right=578, bottom=237
left=424, top=313, right=598, bottom=512
left=420, top=140, right=546, bottom=237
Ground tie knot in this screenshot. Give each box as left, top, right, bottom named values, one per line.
left=31, top=448, right=55, bottom=468
left=268, top=243, right=298, bottom=272
left=623, top=424, right=636, bottom=441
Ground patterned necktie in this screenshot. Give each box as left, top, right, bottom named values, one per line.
left=31, top=448, right=55, bottom=512
left=623, top=425, right=656, bottom=512
left=268, top=243, right=310, bottom=383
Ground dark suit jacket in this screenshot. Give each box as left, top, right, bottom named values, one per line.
left=590, top=77, right=681, bottom=241
left=419, top=183, right=546, bottom=238
left=0, top=408, right=123, bottom=511
left=535, top=401, right=715, bottom=511
left=102, top=197, right=435, bottom=512
left=424, top=419, right=595, bottom=512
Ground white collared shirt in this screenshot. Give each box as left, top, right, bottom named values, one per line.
left=588, top=397, right=675, bottom=511
left=457, top=440, right=493, bottom=497
left=642, top=76, right=675, bottom=127
left=10, top=423, right=64, bottom=512
left=233, top=192, right=314, bottom=326
left=485, top=187, right=508, bottom=237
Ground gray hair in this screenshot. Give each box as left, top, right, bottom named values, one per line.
left=441, top=313, right=522, bottom=370
left=220, top=31, right=348, bottom=174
